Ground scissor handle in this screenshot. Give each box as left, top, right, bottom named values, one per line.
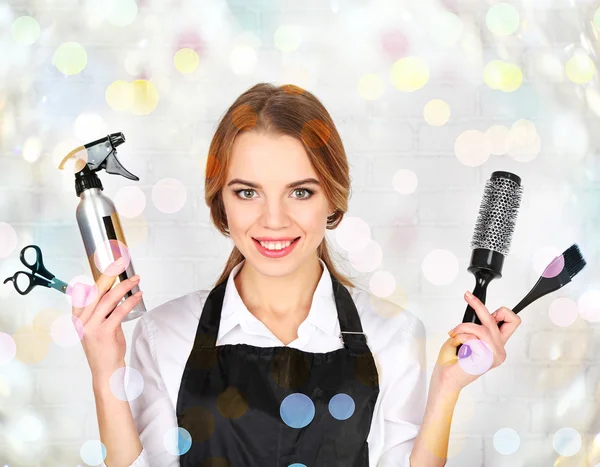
left=20, top=244, right=55, bottom=280
left=2, top=271, right=49, bottom=295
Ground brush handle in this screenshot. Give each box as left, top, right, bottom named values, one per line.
left=497, top=295, right=528, bottom=326
left=456, top=268, right=498, bottom=356
left=496, top=273, right=555, bottom=328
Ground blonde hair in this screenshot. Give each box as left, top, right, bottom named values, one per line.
left=205, top=82, right=356, bottom=289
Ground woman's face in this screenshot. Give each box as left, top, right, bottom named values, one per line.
left=222, top=131, right=334, bottom=273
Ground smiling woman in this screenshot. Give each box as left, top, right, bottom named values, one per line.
left=115, top=82, right=429, bottom=467
left=203, top=83, right=353, bottom=289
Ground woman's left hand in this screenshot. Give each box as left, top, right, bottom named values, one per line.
left=433, top=291, right=523, bottom=392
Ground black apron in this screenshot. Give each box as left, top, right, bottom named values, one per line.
left=175, top=270, right=380, bottom=467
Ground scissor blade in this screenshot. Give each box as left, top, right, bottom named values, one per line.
left=48, top=278, right=68, bottom=294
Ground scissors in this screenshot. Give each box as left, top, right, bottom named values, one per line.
left=3, top=244, right=68, bottom=295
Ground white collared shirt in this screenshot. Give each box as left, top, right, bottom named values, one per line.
left=122, top=258, right=426, bottom=467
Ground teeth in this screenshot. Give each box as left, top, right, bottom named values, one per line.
left=258, top=239, right=294, bottom=250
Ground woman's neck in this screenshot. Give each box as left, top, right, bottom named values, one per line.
left=234, top=257, right=323, bottom=321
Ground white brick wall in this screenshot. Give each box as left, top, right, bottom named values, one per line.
left=1, top=0, right=599, bottom=465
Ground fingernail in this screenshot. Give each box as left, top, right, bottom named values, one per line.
left=458, top=344, right=471, bottom=358
left=134, top=291, right=143, bottom=297
left=130, top=275, right=140, bottom=282
left=465, top=290, right=474, bottom=298
left=448, top=329, right=456, bottom=337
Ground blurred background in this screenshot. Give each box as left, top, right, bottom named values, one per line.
left=1, top=0, right=600, bottom=465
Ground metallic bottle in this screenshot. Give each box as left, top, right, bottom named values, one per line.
left=58, top=132, right=145, bottom=322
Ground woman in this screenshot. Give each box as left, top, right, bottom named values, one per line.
left=75, top=83, right=522, bottom=467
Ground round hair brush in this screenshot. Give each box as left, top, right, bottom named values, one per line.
left=456, top=171, right=524, bottom=356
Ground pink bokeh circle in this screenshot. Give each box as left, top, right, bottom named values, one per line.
left=457, top=339, right=494, bottom=375
left=93, top=239, right=131, bottom=276
left=66, top=275, right=98, bottom=308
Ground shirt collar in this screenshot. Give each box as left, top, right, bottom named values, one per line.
left=218, top=257, right=338, bottom=340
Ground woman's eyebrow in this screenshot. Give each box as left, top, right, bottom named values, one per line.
left=226, top=178, right=321, bottom=189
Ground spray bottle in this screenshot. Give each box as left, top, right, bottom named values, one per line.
left=58, top=132, right=145, bottom=322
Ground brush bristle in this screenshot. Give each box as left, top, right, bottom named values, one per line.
left=563, top=243, right=586, bottom=279
left=470, top=176, right=524, bottom=256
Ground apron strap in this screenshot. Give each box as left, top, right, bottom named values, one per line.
left=330, top=274, right=370, bottom=354
left=194, top=279, right=226, bottom=348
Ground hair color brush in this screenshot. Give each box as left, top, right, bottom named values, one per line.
left=496, top=243, right=586, bottom=328
left=457, top=171, right=524, bottom=356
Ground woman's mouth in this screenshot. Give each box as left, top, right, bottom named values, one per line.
left=252, top=237, right=301, bottom=259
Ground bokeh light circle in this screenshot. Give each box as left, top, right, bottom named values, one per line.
left=566, top=53, right=595, bottom=84
left=114, top=186, right=147, bottom=218
left=333, top=217, right=372, bottom=253
left=485, top=125, right=511, bottom=155
left=152, top=178, right=188, bottom=214
left=358, top=74, right=384, bottom=100
left=392, top=169, right=418, bottom=194
left=391, top=56, right=429, bottom=92
left=548, top=297, right=579, bottom=327
left=594, top=8, right=600, bottom=33
left=230, top=45, right=257, bottom=75
left=110, top=366, right=145, bottom=401
left=33, top=308, right=64, bottom=335
left=12, top=324, right=52, bottom=364
left=301, top=118, right=331, bottom=148
left=106, top=80, right=134, bottom=112
left=80, top=439, right=107, bottom=465
left=328, top=393, right=356, bottom=420
left=541, top=255, right=564, bottom=278
left=53, top=42, right=88, bottom=75
left=93, top=239, right=131, bottom=276
left=552, top=427, right=582, bottom=457
left=552, top=114, right=588, bottom=159
left=280, top=393, right=315, bottom=428
left=578, top=289, right=600, bottom=322
left=66, top=275, right=98, bottom=309
left=457, top=339, right=493, bottom=375
left=11, top=16, right=40, bottom=45
left=380, top=29, right=409, bottom=59
left=174, top=48, right=200, bottom=74
left=0, top=222, right=18, bottom=258
left=421, top=249, right=459, bottom=285
left=8, top=412, right=45, bottom=442
left=429, top=11, right=463, bottom=46
left=130, top=79, right=159, bottom=115
left=423, top=99, right=451, bottom=126
left=532, top=247, right=561, bottom=278
left=454, top=130, right=491, bottom=166
left=217, top=386, right=249, bottom=419
left=483, top=60, right=522, bottom=92
left=368, top=270, right=396, bottom=298
left=163, top=427, right=192, bottom=456
left=348, top=240, right=383, bottom=273
left=50, top=314, right=84, bottom=347
left=493, top=428, right=520, bottom=455
left=74, top=113, right=108, bottom=142
left=274, top=25, right=304, bottom=53
left=486, top=3, right=520, bottom=36
left=0, top=332, right=17, bottom=365
left=107, top=0, right=138, bottom=27
left=22, top=136, right=42, bottom=162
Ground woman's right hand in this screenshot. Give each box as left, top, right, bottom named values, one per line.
left=71, top=259, right=144, bottom=380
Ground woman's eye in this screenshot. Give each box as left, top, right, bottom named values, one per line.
left=293, top=188, right=313, bottom=199
left=238, top=189, right=255, bottom=199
